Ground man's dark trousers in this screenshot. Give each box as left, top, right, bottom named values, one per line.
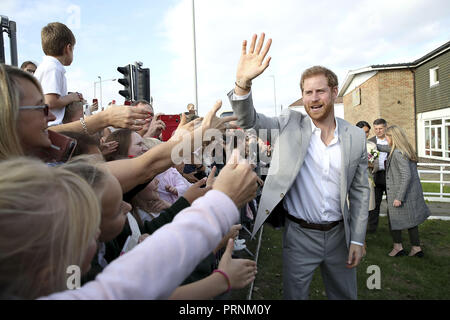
left=368, top=170, right=387, bottom=232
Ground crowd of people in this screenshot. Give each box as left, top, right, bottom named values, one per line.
left=0, top=22, right=430, bottom=300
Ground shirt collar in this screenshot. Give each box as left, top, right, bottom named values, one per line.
left=310, top=117, right=339, bottom=137
left=43, top=55, right=66, bottom=73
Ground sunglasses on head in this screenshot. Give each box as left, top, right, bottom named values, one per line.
left=19, top=104, right=49, bottom=116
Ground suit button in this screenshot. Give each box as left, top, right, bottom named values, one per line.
left=280, top=193, right=285, bottom=198
left=265, top=209, right=270, bottom=215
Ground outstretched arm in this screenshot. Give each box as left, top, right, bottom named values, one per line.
left=105, top=101, right=238, bottom=193
left=51, top=105, right=151, bottom=135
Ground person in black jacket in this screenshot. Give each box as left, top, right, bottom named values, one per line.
left=367, top=118, right=389, bottom=233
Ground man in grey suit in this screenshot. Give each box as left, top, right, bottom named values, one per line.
left=228, top=33, right=370, bottom=300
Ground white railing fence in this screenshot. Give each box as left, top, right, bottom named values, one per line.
left=417, top=163, right=450, bottom=202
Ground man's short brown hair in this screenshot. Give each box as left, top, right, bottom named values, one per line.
left=41, top=22, right=76, bottom=56
left=300, top=66, right=338, bottom=92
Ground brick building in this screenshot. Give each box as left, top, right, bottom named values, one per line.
left=337, top=41, right=450, bottom=162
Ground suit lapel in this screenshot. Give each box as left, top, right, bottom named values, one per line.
left=297, top=117, right=312, bottom=172
left=339, top=121, right=351, bottom=214
left=252, top=114, right=311, bottom=238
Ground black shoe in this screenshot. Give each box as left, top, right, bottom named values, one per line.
left=390, top=249, right=407, bottom=257
left=412, top=251, right=424, bottom=258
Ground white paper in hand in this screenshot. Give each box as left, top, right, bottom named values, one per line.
left=120, top=213, right=142, bottom=255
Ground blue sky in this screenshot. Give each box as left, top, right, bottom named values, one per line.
left=2, top=0, right=450, bottom=117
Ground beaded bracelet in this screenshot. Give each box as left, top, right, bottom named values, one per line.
left=213, top=269, right=231, bottom=293
left=79, top=117, right=89, bottom=135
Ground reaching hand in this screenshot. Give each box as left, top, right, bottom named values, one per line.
left=183, top=172, right=200, bottom=183
left=213, top=149, right=258, bottom=209
left=105, top=105, right=151, bottom=131
left=100, top=139, right=119, bottom=156
left=236, top=33, right=272, bottom=93
left=144, top=113, right=166, bottom=138
left=90, top=101, right=99, bottom=113
left=165, top=185, right=178, bottom=196
left=170, top=113, right=204, bottom=142
left=200, top=100, right=238, bottom=133
left=206, top=166, right=217, bottom=188
left=217, top=238, right=257, bottom=290
left=183, top=177, right=211, bottom=204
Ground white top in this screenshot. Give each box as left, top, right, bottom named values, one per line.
left=284, top=118, right=342, bottom=224
left=376, top=137, right=388, bottom=170
left=34, top=56, right=68, bottom=126
left=39, top=190, right=238, bottom=299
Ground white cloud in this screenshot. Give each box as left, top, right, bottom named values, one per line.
left=156, top=0, right=450, bottom=118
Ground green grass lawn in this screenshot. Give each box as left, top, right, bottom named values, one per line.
left=232, top=217, right=450, bottom=300
left=422, top=183, right=450, bottom=196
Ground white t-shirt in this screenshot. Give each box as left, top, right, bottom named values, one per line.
left=376, top=137, right=389, bottom=170
left=34, top=56, right=68, bottom=126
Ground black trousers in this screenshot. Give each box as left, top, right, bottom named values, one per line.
left=390, top=227, right=421, bottom=246
left=368, top=170, right=387, bottom=231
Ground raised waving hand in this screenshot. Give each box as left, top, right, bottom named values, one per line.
left=235, top=33, right=272, bottom=95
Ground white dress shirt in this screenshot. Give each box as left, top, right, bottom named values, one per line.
left=284, top=118, right=342, bottom=223
left=34, top=56, right=68, bottom=126
left=376, top=137, right=388, bottom=170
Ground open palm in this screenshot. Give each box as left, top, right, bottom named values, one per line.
left=236, top=33, right=272, bottom=82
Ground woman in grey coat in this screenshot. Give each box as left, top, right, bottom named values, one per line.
left=377, top=125, right=429, bottom=258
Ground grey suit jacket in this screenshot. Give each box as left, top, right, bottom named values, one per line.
left=228, top=90, right=370, bottom=247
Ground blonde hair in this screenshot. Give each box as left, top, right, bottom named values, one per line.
left=0, top=157, right=101, bottom=299
left=386, top=125, right=418, bottom=162
left=62, top=155, right=109, bottom=197
left=0, top=64, right=44, bottom=159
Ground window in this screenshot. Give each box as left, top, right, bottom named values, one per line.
left=424, top=118, right=450, bottom=159
left=430, top=67, right=439, bottom=87
left=351, top=88, right=361, bottom=107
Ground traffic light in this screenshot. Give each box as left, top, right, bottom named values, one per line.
left=135, top=67, right=150, bottom=102
left=117, top=65, right=134, bottom=101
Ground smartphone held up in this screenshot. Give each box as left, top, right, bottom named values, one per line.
left=160, top=114, right=180, bottom=141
